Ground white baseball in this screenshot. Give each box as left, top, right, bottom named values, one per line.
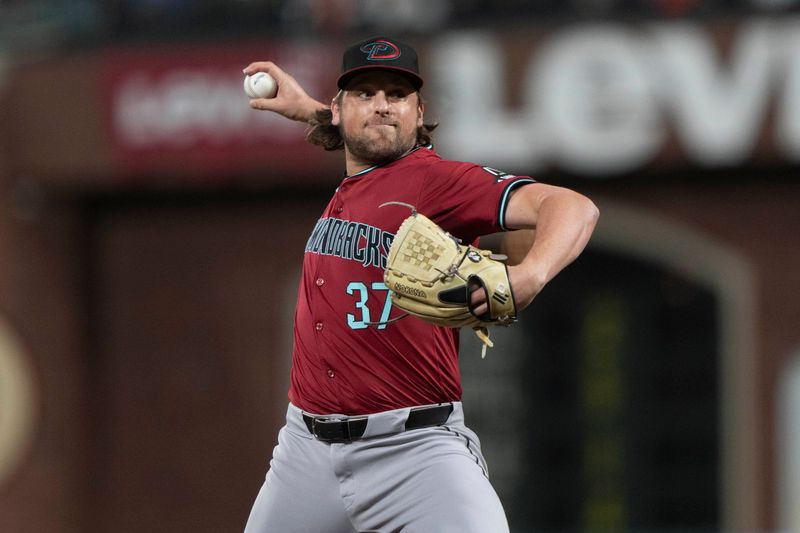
left=244, top=72, right=278, bottom=99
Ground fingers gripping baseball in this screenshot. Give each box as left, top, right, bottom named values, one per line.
left=242, top=61, right=324, bottom=123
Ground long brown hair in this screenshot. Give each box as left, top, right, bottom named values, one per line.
left=306, top=92, right=438, bottom=151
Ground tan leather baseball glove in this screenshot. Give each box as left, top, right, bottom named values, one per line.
left=384, top=210, right=517, bottom=357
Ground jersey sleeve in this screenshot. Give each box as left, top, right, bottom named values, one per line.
left=417, top=159, right=536, bottom=241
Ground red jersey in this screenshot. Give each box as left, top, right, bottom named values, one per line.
left=289, top=146, right=535, bottom=415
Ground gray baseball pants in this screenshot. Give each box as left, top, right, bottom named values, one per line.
left=243, top=402, right=509, bottom=533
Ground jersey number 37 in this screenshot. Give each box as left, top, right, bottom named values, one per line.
left=346, top=282, right=394, bottom=330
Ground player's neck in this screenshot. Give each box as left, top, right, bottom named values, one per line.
left=344, top=156, right=373, bottom=177
left=343, top=146, right=419, bottom=177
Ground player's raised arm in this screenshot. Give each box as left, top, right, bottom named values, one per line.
left=243, top=61, right=328, bottom=123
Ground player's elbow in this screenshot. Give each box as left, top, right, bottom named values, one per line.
left=579, top=194, right=600, bottom=232
left=575, top=194, right=600, bottom=249
left=554, top=188, right=599, bottom=231
left=559, top=190, right=600, bottom=253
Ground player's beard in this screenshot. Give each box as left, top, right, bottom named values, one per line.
left=341, top=124, right=417, bottom=166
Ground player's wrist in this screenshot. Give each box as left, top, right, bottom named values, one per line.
left=302, top=98, right=329, bottom=123
left=508, top=263, right=547, bottom=309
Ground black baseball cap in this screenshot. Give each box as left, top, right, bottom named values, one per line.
left=337, top=36, right=423, bottom=90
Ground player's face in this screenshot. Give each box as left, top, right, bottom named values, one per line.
left=332, top=72, right=424, bottom=166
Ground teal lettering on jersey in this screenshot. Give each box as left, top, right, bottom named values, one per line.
left=305, top=217, right=395, bottom=268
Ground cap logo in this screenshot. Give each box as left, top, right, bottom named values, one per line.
left=360, top=40, right=401, bottom=61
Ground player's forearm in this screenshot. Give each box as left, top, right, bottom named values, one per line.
left=506, top=186, right=599, bottom=304
left=521, top=192, right=598, bottom=286
left=292, top=95, right=328, bottom=123
left=300, top=100, right=329, bottom=123
left=249, top=92, right=328, bottom=123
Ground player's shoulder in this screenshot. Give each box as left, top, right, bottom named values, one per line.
left=391, top=145, right=457, bottom=176
left=404, top=145, right=531, bottom=183
left=406, top=145, right=471, bottom=172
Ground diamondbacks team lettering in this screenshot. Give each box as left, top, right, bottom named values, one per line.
left=305, top=217, right=395, bottom=269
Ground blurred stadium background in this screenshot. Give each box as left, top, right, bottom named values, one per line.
left=1, top=1, right=800, bottom=532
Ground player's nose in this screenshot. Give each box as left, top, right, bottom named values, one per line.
left=373, top=91, right=391, bottom=113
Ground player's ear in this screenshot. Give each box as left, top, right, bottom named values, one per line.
left=331, top=92, right=342, bottom=126
left=416, top=95, right=424, bottom=127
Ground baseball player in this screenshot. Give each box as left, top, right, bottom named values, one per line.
left=242, top=37, right=599, bottom=533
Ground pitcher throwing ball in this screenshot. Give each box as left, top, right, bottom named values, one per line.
left=242, top=36, right=599, bottom=533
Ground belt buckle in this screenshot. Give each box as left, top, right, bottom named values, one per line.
left=312, top=417, right=351, bottom=443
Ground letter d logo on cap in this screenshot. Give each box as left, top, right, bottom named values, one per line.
left=360, top=40, right=401, bottom=61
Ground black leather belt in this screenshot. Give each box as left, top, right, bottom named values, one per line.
left=303, top=403, right=454, bottom=443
